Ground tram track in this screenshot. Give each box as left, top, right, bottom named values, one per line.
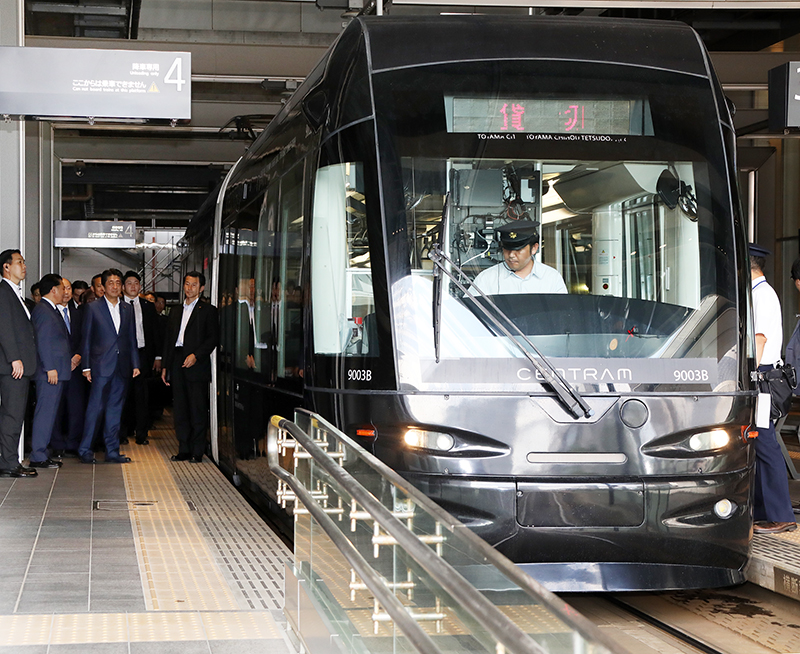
left=605, top=595, right=729, bottom=654
left=566, top=584, right=800, bottom=654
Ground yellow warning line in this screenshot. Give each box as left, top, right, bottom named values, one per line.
left=120, top=437, right=240, bottom=612
left=0, top=611, right=280, bottom=646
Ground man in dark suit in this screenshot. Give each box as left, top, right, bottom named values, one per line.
left=50, top=278, right=84, bottom=457
left=78, top=268, right=140, bottom=464
left=120, top=271, right=161, bottom=445
left=162, top=271, right=219, bottom=463
left=0, top=250, right=38, bottom=478
left=29, top=274, right=71, bottom=468
left=70, top=280, right=88, bottom=307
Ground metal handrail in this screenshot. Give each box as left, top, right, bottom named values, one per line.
left=292, top=409, right=629, bottom=654
left=267, top=418, right=441, bottom=654
left=269, top=413, right=627, bottom=654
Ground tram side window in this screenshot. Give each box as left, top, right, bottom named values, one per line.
left=279, top=163, right=305, bottom=379
left=224, top=194, right=263, bottom=375
left=249, top=187, right=280, bottom=378
left=311, top=162, right=376, bottom=356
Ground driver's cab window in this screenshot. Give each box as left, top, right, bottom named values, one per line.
left=406, top=157, right=701, bottom=312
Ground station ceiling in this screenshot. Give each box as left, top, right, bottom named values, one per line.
left=21, top=0, right=800, bottom=231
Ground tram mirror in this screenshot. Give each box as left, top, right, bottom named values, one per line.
left=725, top=96, right=736, bottom=117
left=302, top=88, right=328, bottom=129
left=656, top=169, right=680, bottom=210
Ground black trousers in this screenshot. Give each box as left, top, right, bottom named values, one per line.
left=122, top=352, right=150, bottom=441
left=0, top=375, right=30, bottom=471
left=171, top=360, right=210, bottom=458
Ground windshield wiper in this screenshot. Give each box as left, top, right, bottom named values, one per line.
left=428, top=245, right=594, bottom=420
left=432, top=192, right=449, bottom=363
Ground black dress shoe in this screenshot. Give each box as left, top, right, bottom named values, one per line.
left=170, top=453, right=190, bottom=461
left=51, top=449, right=64, bottom=459
left=80, top=456, right=97, bottom=464
left=119, top=437, right=129, bottom=445
left=105, top=455, right=131, bottom=463
left=135, top=439, right=149, bottom=445
left=189, top=455, right=203, bottom=463
left=0, top=466, right=38, bottom=478
left=29, top=459, right=62, bottom=469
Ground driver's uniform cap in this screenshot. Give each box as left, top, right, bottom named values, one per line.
left=497, top=220, right=539, bottom=251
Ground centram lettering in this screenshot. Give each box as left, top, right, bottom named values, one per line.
left=517, top=366, right=633, bottom=382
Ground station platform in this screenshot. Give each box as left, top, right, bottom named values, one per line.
left=746, top=429, right=800, bottom=603
left=0, top=414, right=291, bottom=654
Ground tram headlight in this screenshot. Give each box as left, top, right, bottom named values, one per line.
left=714, top=499, right=736, bottom=519
left=688, top=429, right=730, bottom=452
left=403, top=429, right=455, bottom=452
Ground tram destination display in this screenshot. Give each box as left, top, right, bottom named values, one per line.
left=445, top=96, right=651, bottom=135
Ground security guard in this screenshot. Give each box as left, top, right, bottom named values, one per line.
left=750, top=243, right=796, bottom=534
left=471, top=220, right=567, bottom=295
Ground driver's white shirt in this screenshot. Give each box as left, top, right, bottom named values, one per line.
left=471, top=259, right=568, bottom=295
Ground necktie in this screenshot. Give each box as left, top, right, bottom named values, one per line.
left=62, top=306, right=71, bottom=333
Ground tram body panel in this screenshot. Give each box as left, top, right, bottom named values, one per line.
left=199, top=15, right=755, bottom=591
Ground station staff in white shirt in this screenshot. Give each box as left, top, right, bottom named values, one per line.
left=471, top=220, right=567, bottom=296
left=749, top=243, right=796, bottom=534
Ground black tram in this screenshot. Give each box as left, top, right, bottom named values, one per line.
left=186, top=16, right=755, bottom=591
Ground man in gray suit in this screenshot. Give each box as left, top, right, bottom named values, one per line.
left=0, top=250, right=38, bottom=478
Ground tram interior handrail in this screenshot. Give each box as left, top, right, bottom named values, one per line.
left=269, top=410, right=630, bottom=654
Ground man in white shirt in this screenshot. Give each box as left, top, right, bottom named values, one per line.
left=0, top=250, right=38, bottom=478
left=749, top=243, right=796, bottom=534
left=471, top=220, right=567, bottom=296
left=120, top=271, right=161, bottom=445
left=29, top=274, right=70, bottom=469
left=78, top=269, right=140, bottom=464
left=162, top=272, right=219, bottom=463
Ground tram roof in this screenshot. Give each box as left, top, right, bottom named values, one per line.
left=354, top=15, right=711, bottom=79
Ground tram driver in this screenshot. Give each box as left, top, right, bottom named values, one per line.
left=471, top=220, right=567, bottom=295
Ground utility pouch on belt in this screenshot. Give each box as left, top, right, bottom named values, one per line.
left=754, top=363, right=798, bottom=422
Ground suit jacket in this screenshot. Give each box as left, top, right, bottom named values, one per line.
left=66, top=302, right=83, bottom=356
left=122, top=296, right=161, bottom=370
left=0, top=279, right=37, bottom=377
left=163, top=301, right=219, bottom=382
left=81, top=297, right=140, bottom=378
left=31, top=300, right=72, bottom=382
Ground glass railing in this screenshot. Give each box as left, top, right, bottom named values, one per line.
left=269, top=410, right=630, bottom=654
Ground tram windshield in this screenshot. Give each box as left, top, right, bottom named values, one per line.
left=372, top=60, right=740, bottom=393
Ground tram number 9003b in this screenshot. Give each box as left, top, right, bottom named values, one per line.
left=674, top=369, right=710, bottom=382
left=348, top=369, right=373, bottom=382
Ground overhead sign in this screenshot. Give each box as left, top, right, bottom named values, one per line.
left=0, top=47, right=190, bottom=120
left=54, top=221, right=136, bottom=248
left=769, top=62, right=800, bottom=131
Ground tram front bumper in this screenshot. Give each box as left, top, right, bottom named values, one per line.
left=403, top=467, right=751, bottom=591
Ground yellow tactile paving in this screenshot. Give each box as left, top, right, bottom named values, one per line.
left=0, top=614, right=52, bottom=646
left=0, top=612, right=279, bottom=646
left=128, top=611, right=205, bottom=641
left=201, top=610, right=282, bottom=639
left=51, top=613, right=128, bottom=644
left=120, top=436, right=240, bottom=612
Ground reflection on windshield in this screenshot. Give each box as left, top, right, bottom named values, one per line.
left=392, top=156, right=738, bottom=391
